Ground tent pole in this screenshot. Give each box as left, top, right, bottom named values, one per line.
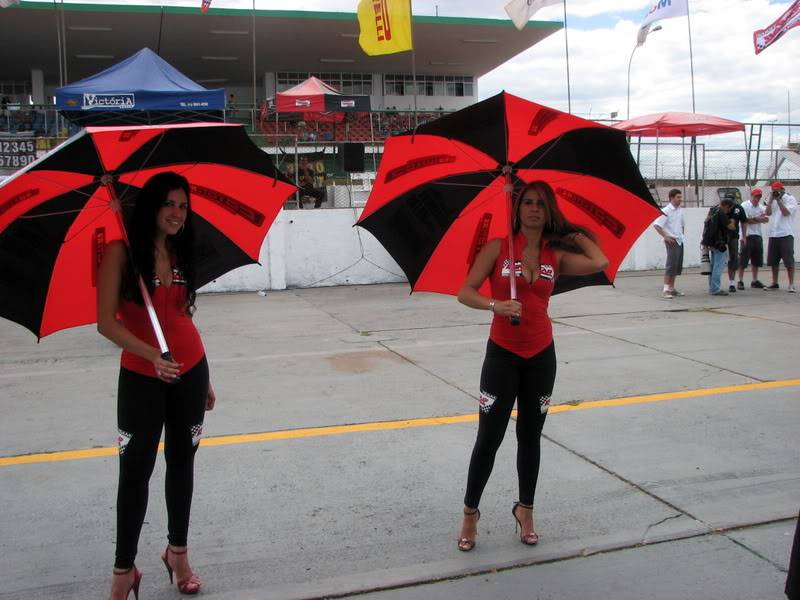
left=252, top=0, right=257, bottom=133
left=369, top=112, right=377, bottom=172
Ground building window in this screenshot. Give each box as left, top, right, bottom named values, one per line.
left=384, top=74, right=473, bottom=97
left=276, top=72, right=372, bottom=95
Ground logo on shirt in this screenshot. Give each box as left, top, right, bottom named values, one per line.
left=501, top=259, right=522, bottom=278
left=540, top=264, right=555, bottom=280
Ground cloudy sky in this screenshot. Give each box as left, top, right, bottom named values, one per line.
left=29, top=0, right=800, bottom=146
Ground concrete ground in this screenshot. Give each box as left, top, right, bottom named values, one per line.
left=0, top=268, right=798, bottom=600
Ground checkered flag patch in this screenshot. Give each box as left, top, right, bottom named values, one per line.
left=117, top=429, right=132, bottom=455
left=191, top=423, right=203, bottom=446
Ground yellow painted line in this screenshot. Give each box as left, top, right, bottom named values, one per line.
left=548, top=378, right=800, bottom=413
left=2, top=378, right=798, bottom=468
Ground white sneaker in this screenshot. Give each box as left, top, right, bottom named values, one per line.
left=788, top=285, right=797, bottom=293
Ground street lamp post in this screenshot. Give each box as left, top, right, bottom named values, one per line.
left=626, top=25, right=661, bottom=120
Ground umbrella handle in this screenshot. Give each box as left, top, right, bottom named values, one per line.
left=160, top=352, right=182, bottom=384
left=137, top=276, right=181, bottom=384
left=504, top=170, right=520, bottom=327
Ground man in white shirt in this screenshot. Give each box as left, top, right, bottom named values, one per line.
left=653, top=189, right=685, bottom=299
left=765, top=182, right=797, bottom=292
left=737, top=188, right=769, bottom=289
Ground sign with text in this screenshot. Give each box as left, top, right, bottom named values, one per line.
left=0, top=138, right=36, bottom=169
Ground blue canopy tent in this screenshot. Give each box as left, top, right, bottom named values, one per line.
left=56, top=48, right=224, bottom=126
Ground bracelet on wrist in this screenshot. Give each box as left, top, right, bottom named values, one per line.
left=488, top=299, right=496, bottom=313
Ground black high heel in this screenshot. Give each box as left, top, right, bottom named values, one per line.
left=457, top=507, right=481, bottom=552
left=110, top=566, right=142, bottom=600
left=512, top=501, right=539, bottom=545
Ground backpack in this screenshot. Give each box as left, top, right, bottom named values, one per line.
left=701, top=206, right=726, bottom=250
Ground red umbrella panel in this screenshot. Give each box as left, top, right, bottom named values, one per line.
left=357, top=92, right=662, bottom=296
left=0, top=123, right=296, bottom=339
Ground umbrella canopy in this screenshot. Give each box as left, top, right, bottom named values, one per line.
left=612, top=112, right=745, bottom=137
left=357, top=92, right=661, bottom=296
left=0, top=122, right=296, bottom=339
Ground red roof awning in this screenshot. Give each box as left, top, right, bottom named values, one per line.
left=613, top=112, right=745, bottom=137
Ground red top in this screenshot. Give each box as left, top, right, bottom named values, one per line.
left=119, top=267, right=205, bottom=377
left=489, top=234, right=558, bottom=358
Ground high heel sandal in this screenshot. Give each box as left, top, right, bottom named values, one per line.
left=512, top=502, right=539, bottom=546
left=111, top=566, right=142, bottom=600
left=457, top=507, right=481, bottom=552
left=161, top=546, right=202, bottom=595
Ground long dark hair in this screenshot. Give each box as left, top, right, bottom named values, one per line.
left=512, top=180, right=595, bottom=250
left=121, top=171, right=197, bottom=314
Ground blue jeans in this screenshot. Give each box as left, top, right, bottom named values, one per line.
left=709, top=248, right=729, bottom=293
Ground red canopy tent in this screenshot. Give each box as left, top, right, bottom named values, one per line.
left=275, top=76, right=371, bottom=122
left=613, top=112, right=746, bottom=204
left=612, top=112, right=744, bottom=137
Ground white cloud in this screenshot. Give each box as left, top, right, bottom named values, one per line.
left=480, top=0, right=800, bottom=134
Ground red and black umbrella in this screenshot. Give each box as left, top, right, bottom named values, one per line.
left=357, top=92, right=661, bottom=297
left=0, top=122, right=296, bottom=340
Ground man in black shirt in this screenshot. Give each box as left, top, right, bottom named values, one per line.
left=704, top=197, right=736, bottom=295
left=724, top=193, right=748, bottom=292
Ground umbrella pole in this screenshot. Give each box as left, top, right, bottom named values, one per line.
left=103, top=178, right=175, bottom=364
left=503, top=167, right=519, bottom=326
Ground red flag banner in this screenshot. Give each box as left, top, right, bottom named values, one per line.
left=200, top=0, right=212, bottom=13
left=754, top=0, right=800, bottom=54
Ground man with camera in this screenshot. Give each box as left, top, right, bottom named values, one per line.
left=702, top=196, right=737, bottom=296
left=764, top=182, right=797, bottom=292
left=724, top=193, right=748, bottom=293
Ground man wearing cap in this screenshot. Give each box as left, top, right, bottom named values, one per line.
left=765, top=182, right=797, bottom=292
left=737, top=188, right=769, bottom=289
left=653, top=189, right=685, bottom=298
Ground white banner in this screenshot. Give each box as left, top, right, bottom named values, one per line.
left=504, top=0, right=561, bottom=31
left=638, top=0, right=688, bottom=45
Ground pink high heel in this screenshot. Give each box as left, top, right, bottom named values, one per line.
left=512, top=501, right=539, bottom=545
left=457, top=507, right=481, bottom=551
left=161, top=546, right=202, bottom=595
left=110, top=566, right=142, bottom=600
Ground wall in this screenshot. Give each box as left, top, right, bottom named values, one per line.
left=200, top=206, right=800, bottom=293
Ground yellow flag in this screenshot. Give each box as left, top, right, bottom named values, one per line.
left=357, top=0, right=413, bottom=56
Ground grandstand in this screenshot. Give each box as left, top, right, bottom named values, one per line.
left=0, top=2, right=561, bottom=142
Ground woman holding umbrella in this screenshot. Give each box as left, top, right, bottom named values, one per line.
left=456, top=180, right=608, bottom=551
left=98, top=172, right=214, bottom=598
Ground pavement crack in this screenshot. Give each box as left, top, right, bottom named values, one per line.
left=642, top=513, right=684, bottom=541
left=710, top=308, right=800, bottom=329
left=551, top=319, right=767, bottom=383
left=362, top=322, right=489, bottom=334
left=377, top=341, right=476, bottom=401
left=542, top=432, right=709, bottom=531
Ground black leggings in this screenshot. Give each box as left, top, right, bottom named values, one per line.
left=464, top=340, right=556, bottom=509
left=115, top=357, right=209, bottom=569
